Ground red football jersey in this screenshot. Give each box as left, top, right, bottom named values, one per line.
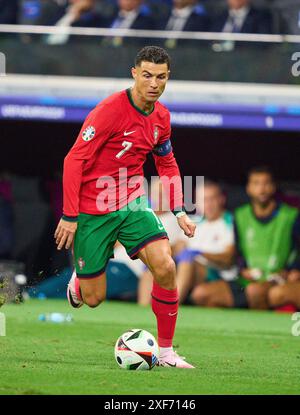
left=63, top=89, right=183, bottom=217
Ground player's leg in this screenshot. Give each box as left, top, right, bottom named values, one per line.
left=268, top=281, right=300, bottom=309
left=118, top=196, right=194, bottom=368
left=137, top=239, right=194, bottom=368
left=67, top=212, right=118, bottom=309
left=245, top=281, right=273, bottom=310
left=78, top=274, right=106, bottom=308
left=137, top=269, right=153, bottom=306
left=68, top=269, right=108, bottom=309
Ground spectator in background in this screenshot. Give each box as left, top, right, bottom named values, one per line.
left=103, top=0, right=156, bottom=47
left=158, top=0, right=210, bottom=32
left=211, top=0, right=273, bottom=52
left=176, top=180, right=237, bottom=306
left=268, top=267, right=300, bottom=311
left=231, top=166, right=300, bottom=310
left=0, top=0, right=18, bottom=24
left=157, top=0, right=210, bottom=49
left=108, top=0, right=155, bottom=30
left=45, top=0, right=107, bottom=44
left=212, top=0, right=273, bottom=34
left=138, top=178, right=189, bottom=305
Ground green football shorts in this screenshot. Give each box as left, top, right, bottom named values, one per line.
left=74, top=196, right=168, bottom=278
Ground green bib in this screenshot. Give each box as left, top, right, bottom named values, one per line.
left=235, top=203, right=298, bottom=282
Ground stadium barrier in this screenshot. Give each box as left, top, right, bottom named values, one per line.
left=0, top=24, right=300, bottom=43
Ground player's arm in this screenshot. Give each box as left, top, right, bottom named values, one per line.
left=55, top=104, right=116, bottom=250
left=152, top=116, right=195, bottom=238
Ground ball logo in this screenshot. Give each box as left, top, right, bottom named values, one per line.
left=82, top=126, right=96, bottom=141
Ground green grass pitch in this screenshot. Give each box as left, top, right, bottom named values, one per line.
left=0, top=299, right=299, bottom=395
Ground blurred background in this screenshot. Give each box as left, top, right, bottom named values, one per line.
left=0, top=0, right=300, bottom=305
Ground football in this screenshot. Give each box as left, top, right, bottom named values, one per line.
left=114, top=329, right=159, bottom=370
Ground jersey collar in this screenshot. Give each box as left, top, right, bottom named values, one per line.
left=126, top=88, right=155, bottom=116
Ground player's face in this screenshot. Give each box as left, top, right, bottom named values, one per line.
left=197, top=185, right=225, bottom=221
left=132, top=61, right=170, bottom=104
left=247, top=173, right=276, bottom=206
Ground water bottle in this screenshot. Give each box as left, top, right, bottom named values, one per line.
left=38, top=313, right=73, bottom=323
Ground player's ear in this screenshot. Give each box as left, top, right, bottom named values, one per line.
left=167, top=70, right=171, bottom=79
left=131, top=67, right=137, bottom=79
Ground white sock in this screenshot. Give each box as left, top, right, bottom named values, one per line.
left=159, top=346, right=173, bottom=355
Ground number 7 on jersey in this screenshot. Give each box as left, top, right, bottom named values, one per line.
left=116, top=141, right=133, bottom=159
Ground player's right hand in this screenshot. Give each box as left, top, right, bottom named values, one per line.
left=54, top=218, right=77, bottom=250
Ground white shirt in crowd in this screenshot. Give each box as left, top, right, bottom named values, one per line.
left=111, top=9, right=139, bottom=29
left=223, top=6, right=250, bottom=32
left=166, top=6, right=194, bottom=31
left=187, top=211, right=238, bottom=281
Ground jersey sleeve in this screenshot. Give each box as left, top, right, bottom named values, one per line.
left=152, top=111, right=184, bottom=213
left=63, top=104, right=118, bottom=218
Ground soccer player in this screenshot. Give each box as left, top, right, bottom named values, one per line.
left=54, top=46, right=196, bottom=368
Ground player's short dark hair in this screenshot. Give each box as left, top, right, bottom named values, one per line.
left=247, top=165, right=275, bottom=183
left=135, top=46, right=171, bottom=69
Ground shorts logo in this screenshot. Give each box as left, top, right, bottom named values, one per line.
left=78, top=257, right=85, bottom=270
left=154, top=126, right=159, bottom=143
left=82, top=126, right=96, bottom=141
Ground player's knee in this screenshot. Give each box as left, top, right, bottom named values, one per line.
left=152, top=256, right=176, bottom=289
left=268, top=286, right=285, bottom=307
left=191, top=285, right=209, bottom=306
left=84, top=293, right=105, bottom=308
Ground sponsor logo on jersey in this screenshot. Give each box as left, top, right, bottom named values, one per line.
left=78, top=257, right=85, bottom=270
left=82, top=126, right=95, bottom=141
left=154, top=126, right=159, bottom=143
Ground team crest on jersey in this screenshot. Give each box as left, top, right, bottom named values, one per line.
left=153, top=126, right=159, bottom=143
left=78, top=257, right=85, bottom=270
left=82, top=126, right=95, bottom=141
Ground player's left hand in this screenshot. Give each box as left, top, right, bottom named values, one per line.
left=54, top=218, right=78, bottom=250
left=177, top=214, right=196, bottom=238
